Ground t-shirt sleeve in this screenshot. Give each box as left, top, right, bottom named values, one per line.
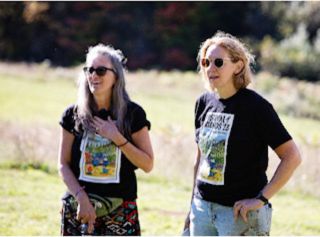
left=59, top=105, right=76, bottom=135
left=255, top=100, right=292, bottom=150
left=130, top=104, right=151, bottom=134
left=195, top=95, right=206, bottom=143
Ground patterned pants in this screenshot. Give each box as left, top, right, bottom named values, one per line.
left=60, top=195, right=140, bottom=236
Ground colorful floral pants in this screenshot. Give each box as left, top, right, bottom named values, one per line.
left=60, top=194, right=140, bottom=236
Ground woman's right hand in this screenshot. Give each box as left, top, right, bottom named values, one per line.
left=76, top=192, right=97, bottom=234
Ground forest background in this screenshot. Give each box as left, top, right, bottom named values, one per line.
left=0, top=1, right=320, bottom=235
left=1, top=1, right=320, bottom=82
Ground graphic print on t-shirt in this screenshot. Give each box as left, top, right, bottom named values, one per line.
left=197, top=112, right=234, bottom=185
left=79, top=131, right=121, bottom=183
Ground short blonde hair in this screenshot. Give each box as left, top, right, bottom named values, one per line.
left=197, top=31, right=255, bottom=89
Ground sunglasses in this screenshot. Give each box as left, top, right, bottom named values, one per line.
left=201, top=58, right=231, bottom=68
left=83, top=66, right=116, bottom=77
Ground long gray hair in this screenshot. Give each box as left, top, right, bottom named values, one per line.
left=75, top=43, right=131, bottom=138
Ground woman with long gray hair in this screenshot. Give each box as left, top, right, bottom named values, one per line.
left=58, top=44, right=153, bottom=236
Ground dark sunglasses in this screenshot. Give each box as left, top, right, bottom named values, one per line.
left=201, top=58, right=231, bottom=68
left=83, top=66, right=116, bottom=76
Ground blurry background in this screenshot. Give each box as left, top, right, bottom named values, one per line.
left=1, top=1, right=320, bottom=81
left=0, top=2, right=319, bottom=235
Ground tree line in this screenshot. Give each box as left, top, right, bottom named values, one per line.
left=0, top=2, right=320, bottom=81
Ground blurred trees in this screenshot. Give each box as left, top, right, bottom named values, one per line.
left=261, top=24, right=320, bottom=82
left=0, top=2, right=319, bottom=81
left=260, top=2, right=320, bottom=81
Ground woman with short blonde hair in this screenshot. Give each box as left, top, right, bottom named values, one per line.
left=183, top=31, right=301, bottom=236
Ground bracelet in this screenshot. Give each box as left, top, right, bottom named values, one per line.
left=118, top=140, right=129, bottom=147
left=75, top=186, right=85, bottom=198
left=256, top=192, right=269, bottom=205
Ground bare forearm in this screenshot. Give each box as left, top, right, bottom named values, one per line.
left=192, top=158, right=200, bottom=197
left=112, top=127, right=153, bottom=173
left=59, top=164, right=85, bottom=198
left=262, top=156, right=301, bottom=199
left=184, top=146, right=201, bottom=227
left=58, top=128, right=85, bottom=199
left=190, top=147, right=201, bottom=202
left=93, top=118, right=153, bottom=172
left=118, top=142, right=153, bottom=172
left=59, top=164, right=95, bottom=232
left=262, top=140, right=302, bottom=200
left=233, top=141, right=301, bottom=222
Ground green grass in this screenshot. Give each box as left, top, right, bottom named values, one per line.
left=2, top=70, right=320, bottom=140
left=0, top=75, right=76, bottom=126
left=281, top=115, right=320, bottom=146
left=132, top=91, right=195, bottom=134
left=0, top=167, right=319, bottom=235
left=1, top=66, right=320, bottom=235
left=127, top=70, right=201, bottom=134
left=0, top=168, right=64, bottom=235
left=271, top=190, right=320, bottom=235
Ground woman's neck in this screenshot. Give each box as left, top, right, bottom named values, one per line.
left=94, top=92, right=112, bottom=110
left=216, top=86, right=237, bottom=99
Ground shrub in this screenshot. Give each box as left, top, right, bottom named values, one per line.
left=260, top=23, right=320, bottom=82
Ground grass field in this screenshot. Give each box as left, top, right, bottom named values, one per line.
left=0, top=167, right=319, bottom=235
left=0, top=63, right=320, bottom=235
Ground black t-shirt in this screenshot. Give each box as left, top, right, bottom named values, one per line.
left=59, top=101, right=151, bottom=200
left=194, top=88, right=291, bottom=206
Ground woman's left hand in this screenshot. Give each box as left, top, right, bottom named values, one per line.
left=92, top=116, right=120, bottom=142
left=233, top=198, right=264, bottom=223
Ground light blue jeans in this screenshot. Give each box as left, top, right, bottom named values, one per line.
left=189, top=196, right=272, bottom=236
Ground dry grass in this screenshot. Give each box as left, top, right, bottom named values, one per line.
left=0, top=61, right=79, bottom=82
left=0, top=119, right=195, bottom=182
left=267, top=144, right=320, bottom=197
left=0, top=120, right=60, bottom=169
left=0, top=62, right=319, bottom=196
left=1, top=118, right=319, bottom=197
left=1, top=63, right=320, bottom=236
left=252, top=71, right=320, bottom=120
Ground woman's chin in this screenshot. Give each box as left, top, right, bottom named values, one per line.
left=209, top=81, right=218, bottom=90
left=89, top=86, right=101, bottom=94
